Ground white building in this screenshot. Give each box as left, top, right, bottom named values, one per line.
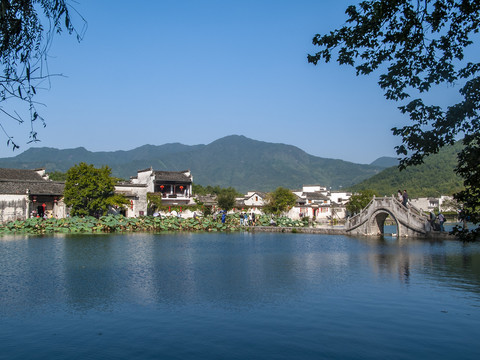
left=329, top=191, right=352, bottom=206
left=115, top=168, right=194, bottom=217
left=409, top=195, right=456, bottom=213
left=243, top=191, right=266, bottom=207
left=234, top=191, right=267, bottom=214
left=289, top=185, right=332, bottom=221
left=0, top=168, right=66, bottom=222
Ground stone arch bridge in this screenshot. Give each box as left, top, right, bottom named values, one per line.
left=345, top=196, right=428, bottom=237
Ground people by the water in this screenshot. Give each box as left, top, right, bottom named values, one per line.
left=402, top=190, right=409, bottom=207
left=438, top=212, right=445, bottom=232
left=397, top=189, right=403, bottom=203
left=429, top=211, right=437, bottom=229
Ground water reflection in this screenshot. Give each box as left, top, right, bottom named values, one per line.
left=1, top=233, right=479, bottom=315
left=63, top=236, right=117, bottom=312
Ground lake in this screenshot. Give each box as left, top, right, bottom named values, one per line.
left=1, top=232, right=479, bottom=360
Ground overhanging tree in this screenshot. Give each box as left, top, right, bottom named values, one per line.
left=64, top=163, right=128, bottom=217
left=309, top=0, right=480, bottom=240
left=0, top=0, right=85, bottom=149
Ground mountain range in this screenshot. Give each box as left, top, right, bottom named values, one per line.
left=0, top=135, right=389, bottom=193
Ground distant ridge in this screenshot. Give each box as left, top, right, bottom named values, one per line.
left=351, top=142, right=464, bottom=198
left=0, top=135, right=384, bottom=193
left=369, top=156, right=398, bottom=168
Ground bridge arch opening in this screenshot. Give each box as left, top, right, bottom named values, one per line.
left=369, top=209, right=399, bottom=237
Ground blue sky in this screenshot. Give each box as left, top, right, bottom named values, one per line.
left=0, top=0, right=469, bottom=163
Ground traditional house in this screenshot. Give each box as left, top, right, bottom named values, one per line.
left=234, top=191, right=267, bottom=214
left=115, top=168, right=194, bottom=217
left=289, top=185, right=332, bottom=220
left=409, top=196, right=455, bottom=213
left=196, top=195, right=217, bottom=207
left=328, top=191, right=351, bottom=220
left=408, top=197, right=439, bottom=213
left=0, top=168, right=66, bottom=222
left=243, top=191, right=267, bottom=207
left=328, top=191, right=352, bottom=206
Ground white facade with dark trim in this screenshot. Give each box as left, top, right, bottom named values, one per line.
left=0, top=168, right=66, bottom=222
left=115, top=168, right=194, bottom=217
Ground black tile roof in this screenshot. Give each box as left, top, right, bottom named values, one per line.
left=0, top=168, right=64, bottom=195
left=304, top=192, right=329, bottom=201
left=153, top=171, right=192, bottom=182
left=246, top=191, right=267, bottom=199
left=0, top=180, right=64, bottom=195
left=0, top=168, right=45, bottom=181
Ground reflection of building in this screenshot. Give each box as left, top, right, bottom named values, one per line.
left=0, top=168, right=66, bottom=222
left=115, top=168, right=194, bottom=217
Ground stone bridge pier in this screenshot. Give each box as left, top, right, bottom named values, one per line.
left=346, top=196, right=428, bottom=237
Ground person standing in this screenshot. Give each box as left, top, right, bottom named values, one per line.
left=397, top=189, right=403, bottom=203
left=438, top=212, right=445, bottom=232
left=402, top=190, right=408, bottom=207
left=430, top=211, right=436, bottom=228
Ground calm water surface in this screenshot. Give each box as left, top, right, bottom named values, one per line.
left=1, top=232, right=479, bottom=360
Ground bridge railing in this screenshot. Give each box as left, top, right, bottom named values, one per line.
left=388, top=196, right=426, bottom=221
left=345, top=197, right=376, bottom=229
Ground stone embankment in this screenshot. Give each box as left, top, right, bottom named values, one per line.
left=249, top=225, right=458, bottom=239
left=249, top=226, right=347, bottom=235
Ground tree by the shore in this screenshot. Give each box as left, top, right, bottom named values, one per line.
left=264, top=187, right=297, bottom=215
left=309, top=0, right=480, bottom=240
left=63, top=163, right=128, bottom=217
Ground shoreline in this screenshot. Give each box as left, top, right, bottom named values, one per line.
left=249, top=225, right=458, bottom=239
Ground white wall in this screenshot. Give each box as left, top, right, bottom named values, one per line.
left=0, top=194, right=28, bottom=222
left=302, top=185, right=327, bottom=193
left=244, top=193, right=265, bottom=206
left=329, top=192, right=351, bottom=205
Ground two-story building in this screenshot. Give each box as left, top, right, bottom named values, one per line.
left=115, top=168, right=194, bottom=217
left=289, top=185, right=332, bottom=220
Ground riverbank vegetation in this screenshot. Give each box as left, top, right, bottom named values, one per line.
left=0, top=214, right=311, bottom=236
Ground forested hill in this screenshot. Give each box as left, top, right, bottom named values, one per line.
left=350, top=142, right=464, bottom=198
left=0, top=135, right=383, bottom=193
left=369, top=156, right=398, bottom=168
